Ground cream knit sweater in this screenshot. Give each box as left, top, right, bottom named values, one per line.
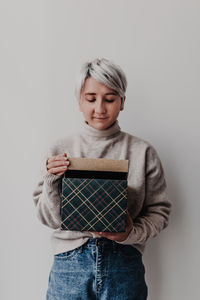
left=33, top=120, right=171, bottom=255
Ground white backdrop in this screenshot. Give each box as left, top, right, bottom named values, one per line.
left=0, top=1, right=199, bottom=299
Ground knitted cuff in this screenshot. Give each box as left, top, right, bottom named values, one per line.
left=115, top=227, right=137, bottom=245
left=43, top=158, right=61, bottom=186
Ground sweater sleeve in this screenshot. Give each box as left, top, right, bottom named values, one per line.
left=117, top=145, right=172, bottom=246
left=32, top=144, right=63, bottom=229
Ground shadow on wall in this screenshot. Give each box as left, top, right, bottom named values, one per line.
left=143, top=165, right=183, bottom=300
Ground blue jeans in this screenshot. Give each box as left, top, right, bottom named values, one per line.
left=46, top=237, right=148, bottom=300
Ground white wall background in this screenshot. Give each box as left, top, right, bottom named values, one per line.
left=0, top=0, right=199, bottom=299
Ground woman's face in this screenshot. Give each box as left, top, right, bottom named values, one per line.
left=79, top=77, right=125, bottom=130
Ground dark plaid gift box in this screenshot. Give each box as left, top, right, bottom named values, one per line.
left=61, top=157, right=129, bottom=232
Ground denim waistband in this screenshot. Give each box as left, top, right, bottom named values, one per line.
left=83, top=237, right=118, bottom=252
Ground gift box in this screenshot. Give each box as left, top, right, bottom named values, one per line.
left=61, top=157, right=129, bottom=232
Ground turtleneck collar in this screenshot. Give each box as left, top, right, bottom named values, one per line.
left=81, top=120, right=121, bottom=138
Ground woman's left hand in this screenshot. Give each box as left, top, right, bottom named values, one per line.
left=93, top=210, right=133, bottom=242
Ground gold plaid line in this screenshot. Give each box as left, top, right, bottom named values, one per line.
left=82, top=210, right=116, bottom=231
left=62, top=187, right=108, bottom=229
left=81, top=199, right=116, bottom=231
left=61, top=222, right=70, bottom=230
left=84, top=196, right=118, bottom=230
left=104, top=210, right=126, bottom=231
left=62, top=180, right=117, bottom=231
left=88, top=181, right=126, bottom=230
left=85, top=200, right=123, bottom=231
left=79, top=180, right=123, bottom=231
left=85, top=210, right=125, bottom=232
left=106, top=210, right=126, bottom=228
left=105, top=181, right=127, bottom=229
left=62, top=179, right=127, bottom=231
left=87, top=211, right=126, bottom=232
left=62, top=178, right=107, bottom=214
left=62, top=179, right=125, bottom=211
left=99, top=181, right=127, bottom=213
left=61, top=178, right=105, bottom=228
left=62, top=181, right=72, bottom=194
left=82, top=180, right=126, bottom=231
left=62, top=179, right=92, bottom=206
left=61, top=178, right=91, bottom=208
left=108, top=180, right=127, bottom=199
left=62, top=178, right=90, bottom=198
left=62, top=178, right=108, bottom=209
left=112, top=181, right=127, bottom=198
left=64, top=178, right=90, bottom=197
left=62, top=198, right=107, bottom=232
left=61, top=199, right=94, bottom=230
left=61, top=179, right=108, bottom=224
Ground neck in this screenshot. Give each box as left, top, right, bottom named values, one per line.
left=81, top=120, right=121, bottom=138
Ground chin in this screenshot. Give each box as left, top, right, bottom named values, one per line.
left=94, top=124, right=107, bottom=130
left=88, top=119, right=115, bottom=130
left=89, top=122, right=107, bottom=130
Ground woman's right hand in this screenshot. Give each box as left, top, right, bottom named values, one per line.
left=46, top=153, right=70, bottom=176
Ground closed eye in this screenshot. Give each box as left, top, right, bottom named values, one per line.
left=86, top=98, right=115, bottom=103
left=86, top=99, right=95, bottom=102
left=105, top=99, right=115, bottom=103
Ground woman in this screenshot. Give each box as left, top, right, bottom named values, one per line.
left=33, top=58, right=171, bottom=299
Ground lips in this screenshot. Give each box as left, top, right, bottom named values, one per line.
left=94, top=117, right=108, bottom=120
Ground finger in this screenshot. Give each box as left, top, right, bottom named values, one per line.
left=47, top=160, right=69, bottom=170
left=125, top=214, right=133, bottom=229
left=126, top=208, right=132, bottom=217
left=93, top=231, right=106, bottom=237
left=56, top=171, right=66, bottom=176
left=48, top=154, right=68, bottom=163
left=126, top=211, right=131, bottom=221
left=47, top=157, right=68, bottom=166
left=47, top=157, right=70, bottom=170
left=125, top=215, right=133, bottom=232
left=48, top=165, right=69, bottom=174
left=126, top=210, right=133, bottom=222
left=97, top=232, right=117, bottom=239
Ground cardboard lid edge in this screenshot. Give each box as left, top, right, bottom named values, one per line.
left=68, top=157, right=129, bottom=172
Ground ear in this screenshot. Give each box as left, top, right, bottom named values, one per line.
left=120, top=96, right=126, bottom=111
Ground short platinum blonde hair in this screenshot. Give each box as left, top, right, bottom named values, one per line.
left=74, top=58, right=127, bottom=101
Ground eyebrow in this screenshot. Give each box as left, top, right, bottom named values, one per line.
left=85, top=92, right=117, bottom=96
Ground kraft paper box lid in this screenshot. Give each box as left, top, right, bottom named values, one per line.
left=67, top=157, right=129, bottom=173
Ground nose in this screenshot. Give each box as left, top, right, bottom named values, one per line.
left=95, top=99, right=106, bottom=114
